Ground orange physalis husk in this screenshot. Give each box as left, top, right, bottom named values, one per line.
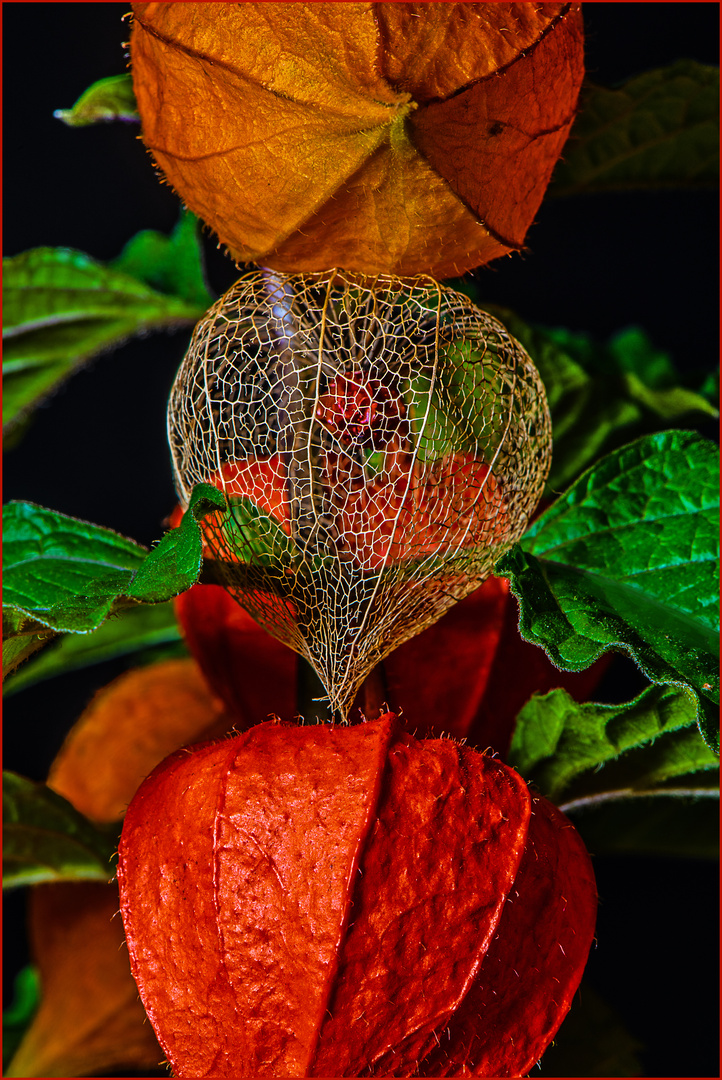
left=130, top=3, right=584, bottom=278
left=5, top=883, right=163, bottom=1080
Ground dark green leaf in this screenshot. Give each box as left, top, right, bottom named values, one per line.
left=110, top=208, right=214, bottom=309
left=538, top=982, right=643, bottom=1078
left=699, top=368, right=719, bottom=408
left=567, top=790, right=719, bottom=860
left=495, top=432, right=720, bottom=749
left=509, top=684, right=718, bottom=804
left=477, top=305, right=717, bottom=492
left=3, top=967, right=41, bottom=1072
left=2, top=772, right=116, bottom=889
left=2, top=245, right=205, bottom=437
left=2, top=489, right=225, bottom=656
left=3, top=603, right=183, bottom=697
left=53, top=73, right=139, bottom=126
left=551, top=60, right=719, bottom=196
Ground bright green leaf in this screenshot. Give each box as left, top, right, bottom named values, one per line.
left=2, top=245, right=205, bottom=437
left=3, top=967, right=41, bottom=1072
left=2, top=502, right=148, bottom=640
left=551, top=60, right=719, bottom=196
left=53, top=73, right=139, bottom=126
left=509, top=684, right=718, bottom=804
left=127, top=484, right=225, bottom=602
left=3, top=603, right=183, bottom=697
left=2, top=489, right=225, bottom=658
left=110, top=208, right=214, bottom=309
left=496, top=432, right=720, bottom=749
left=2, top=772, right=116, bottom=889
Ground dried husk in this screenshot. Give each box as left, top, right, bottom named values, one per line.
left=130, top=3, right=584, bottom=277
left=48, top=657, right=230, bottom=823
left=5, top=883, right=163, bottom=1079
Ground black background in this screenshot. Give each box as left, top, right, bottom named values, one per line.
left=2, top=4, right=720, bottom=1077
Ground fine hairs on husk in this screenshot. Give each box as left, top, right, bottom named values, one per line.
left=168, top=270, right=551, bottom=720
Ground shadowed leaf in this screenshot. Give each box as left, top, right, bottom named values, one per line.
left=3, top=602, right=183, bottom=696
left=564, top=789, right=719, bottom=860
left=551, top=60, right=719, bottom=196
left=449, top=290, right=718, bottom=493
left=2, top=238, right=206, bottom=438
left=2, top=773, right=116, bottom=889
left=509, top=683, right=718, bottom=805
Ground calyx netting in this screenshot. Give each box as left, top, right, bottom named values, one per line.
left=168, top=270, right=551, bottom=720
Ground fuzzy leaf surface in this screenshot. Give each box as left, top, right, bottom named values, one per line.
left=509, top=684, right=718, bottom=805
left=2, top=773, right=115, bottom=889
left=2, top=487, right=225, bottom=646
left=2, top=244, right=204, bottom=436
left=496, top=432, right=720, bottom=749
left=2, top=607, right=59, bottom=683
left=551, top=60, right=719, bottom=195
left=54, top=73, right=139, bottom=126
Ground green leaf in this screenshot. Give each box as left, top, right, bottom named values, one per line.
left=2, top=488, right=225, bottom=657
left=566, top=791, right=719, bottom=860
left=127, top=484, right=226, bottom=602
left=699, top=368, right=719, bottom=408
left=495, top=432, right=720, bottom=749
left=224, top=496, right=298, bottom=566
left=3, top=602, right=183, bottom=697
left=2, top=607, right=59, bottom=683
left=478, top=305, right=717, bottom=492
left=2, top=772, right=116, bottom=889
left=509, top=684, right=718, bottom=805
left=53, top=73, right=139, bottom=126
left=2, top=502, right=148, bottom=641
left=551, top=60, right=719, bottom=196
left=3, top=967, right=41, bottom=1072
left=110, top=208, right=214, bottom=309
left=2, top=245, right=205, bottom=437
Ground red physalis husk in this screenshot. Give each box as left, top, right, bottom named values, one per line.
left=117, top=713, right=596, bottom=1077
left=174, top=577, right=610, bottom=754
